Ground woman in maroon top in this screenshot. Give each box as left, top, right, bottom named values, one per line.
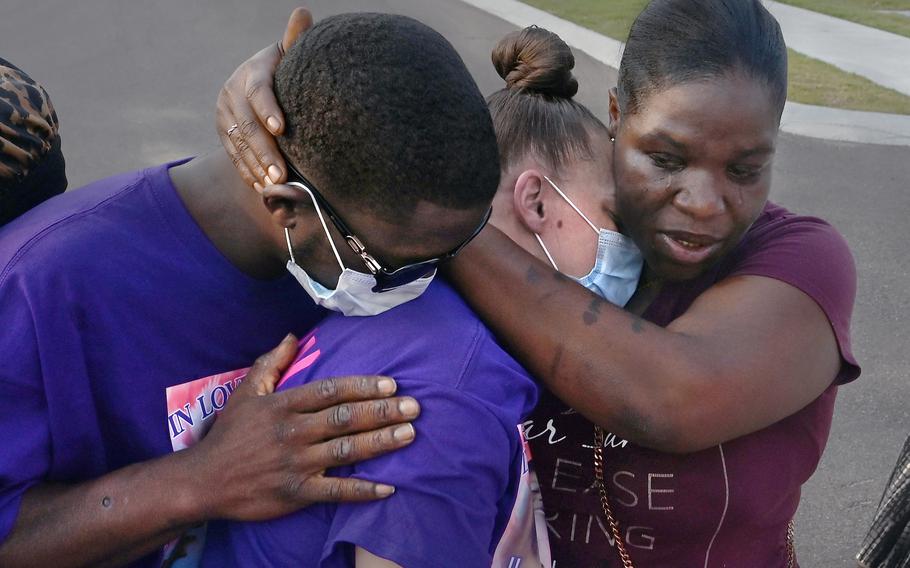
left=219, top=2, right=859, bottom=566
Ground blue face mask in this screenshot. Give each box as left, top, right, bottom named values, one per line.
left=535, top=176, right=643, bottom=307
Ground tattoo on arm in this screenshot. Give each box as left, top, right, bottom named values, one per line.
left=583, top=297, right=606, bottom=326
left=548, top=344, right=565, bottom=380
left=580, top=295, right=646, bottom=334
left=628, top=311, right=645, bottom=334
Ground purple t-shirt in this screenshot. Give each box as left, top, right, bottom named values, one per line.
left=0, top=161, right=325, bottom=567
left=526, top=202, right=860, bottom=567
left=200, top=281, right=539, bottom=567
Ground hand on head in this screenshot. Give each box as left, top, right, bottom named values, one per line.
left=216, top=7, right=311, bottom=190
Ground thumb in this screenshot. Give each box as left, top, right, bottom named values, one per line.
left=238, top=333, right=300, bottom=398
left=281, top=8, right=314, bottom=53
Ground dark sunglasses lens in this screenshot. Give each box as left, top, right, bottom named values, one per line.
left=372, top=263, right=437, bottom=293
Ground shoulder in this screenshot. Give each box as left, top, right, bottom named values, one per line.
left=729, top=202, right=854, bottom=265
left=0, top=162, right=176, bottom=288
left=283, top=280, right=538, bottom=421
left=733, top=202, right=853, bottom=257
left=305, top=280, right=518, bottom=386
left=721, top=202, right=856, bottom=308
left=719, top=202, right=859, bottom=382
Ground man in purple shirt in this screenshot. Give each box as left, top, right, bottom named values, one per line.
left=0, top=13, right=502, bottom=567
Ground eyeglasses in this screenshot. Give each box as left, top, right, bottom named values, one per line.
left=283, top=161, right=492, bottom=292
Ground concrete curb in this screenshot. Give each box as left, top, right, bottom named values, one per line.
left=781, top=102, right=910, bottom=147
left=457, top=0, right=910, bottom=147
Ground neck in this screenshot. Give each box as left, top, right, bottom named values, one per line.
left=168, top=150, right=287, bottom=279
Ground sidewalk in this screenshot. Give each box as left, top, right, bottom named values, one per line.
left=459, top=0, right=910, bottom=147
left=765, top=1, right=910, bottom=98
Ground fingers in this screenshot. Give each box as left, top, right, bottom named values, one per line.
left=216, top=6, right=315, bottom=189
left=217, top=91, right=258, bottom=189
left=223, top=103, right=271, bottom=190
left=309, top=422, right=417, bottom=469
left=237, top=7, right=315, bottom=185
left=269, top=421, right=416, bottom=506
left=215, top=43, right=285, bottom=190
left=246, top=73, right=284, bottom=137
left=239, top=334, right=300, bottom=397
left=231, top=62, right=287, bottom=188
left=276, top=375, right=403, bottom=413
left=281, top=8, right=314, bottom=54
left=236, top=96, right=286, bottom=187
left=298, top=476, right=396, bottom=503
left=237, top=113, right=282, bottom=186
left=296, top=396, right=420, bottom=441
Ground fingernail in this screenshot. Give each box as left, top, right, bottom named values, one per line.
left=375, top=484, right=395, bottom=497
left=265, top=175, right=275, bottom=186
left=267, top=116, right=281, bottom=133
left=398, top=398, right=419, bottom=418
left=268, top=165, right=282, bottom=182
left=377, top=378, right=396, bottom=395
left=253, top=182, right=264, bottom=192
left=283, top=333, right=296, bottom=344
left=393, top=424, right=415, bottom=442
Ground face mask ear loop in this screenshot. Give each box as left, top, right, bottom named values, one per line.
left=286, top=181, right=345, bottom=272
left=543, top=175, right=600, bottom=235
left=284, top=227, right=298, bottom=264
left=534, top=233, right=560, bottom=272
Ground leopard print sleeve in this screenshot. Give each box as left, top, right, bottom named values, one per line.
left=0, top=57, right=60, bottom=181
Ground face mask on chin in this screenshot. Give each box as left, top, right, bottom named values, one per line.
left=535, top=176, right=643, bottom=307
left=283, top=183, right=435, bottom=317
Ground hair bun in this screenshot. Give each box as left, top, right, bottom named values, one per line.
left=492, top=26, right=579, bottom=99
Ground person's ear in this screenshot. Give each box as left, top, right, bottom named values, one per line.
left=608, top=87, right=622, bottom=141
left=512, top=169, right=548, bottom=233
left=262, top=183, right=310, bottom=229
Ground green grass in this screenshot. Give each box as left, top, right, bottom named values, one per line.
left=523, top=0, right=645, bottom=40
left=778, top=0, right=910, bottom=39
left=522, top=0, right=910, bottom=115
left=789, top=49, right=910, bottom=113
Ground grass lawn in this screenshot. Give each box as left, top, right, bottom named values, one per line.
left=522, top=0, right=910, bottom=115
left=789, top=50, right=910, bottom=113
left=778, top=0, right=910, bottom=39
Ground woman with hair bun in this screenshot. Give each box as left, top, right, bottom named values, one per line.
left=485, top=26, right=642, bottom=310
left=221, top=1, right=860, bottom=565
left=485, top=27, right=643, bottom=567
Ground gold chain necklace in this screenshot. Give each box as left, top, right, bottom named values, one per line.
left=592, top=425, right=796, bottom=568
left=593, top=426, right=636, bottom=568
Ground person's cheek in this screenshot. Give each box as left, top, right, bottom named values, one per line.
left=618, top=154, right=663, bottom=212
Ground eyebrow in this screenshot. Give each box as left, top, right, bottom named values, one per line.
left=642, top=131, right=774, bottom=160
left=732, top=146, right=774, bottom=160
left=641, top=132, right=687, bottom=151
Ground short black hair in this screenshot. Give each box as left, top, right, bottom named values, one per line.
left=274, top=13, right=500, bottom=217
left=618, top=0, right=788, bottom=117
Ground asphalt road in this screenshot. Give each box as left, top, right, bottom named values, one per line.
left=2, top=0, right=908, bottom=565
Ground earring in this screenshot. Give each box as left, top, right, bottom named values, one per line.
left=610, top=137, right=615, bottom=143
